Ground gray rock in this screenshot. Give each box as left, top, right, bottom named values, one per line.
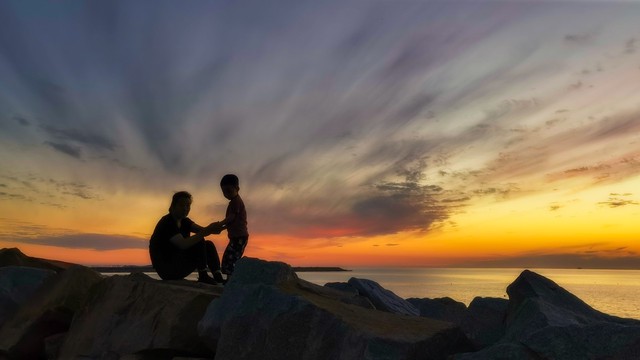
left=58, top=273, right=221, bottom=359
left=0, top=247, right=66, bottom=273
left=0, top=265, right=103, bottom=359
left=524, top=322, right=640, bottom=360
left=324, top=282, right=359, bottom=296
left=348, top=277, right=420, bottom=316
left=44, top=333, right=66, bottom=360
left=452, top=342, right=541, bottom=360
left=229, top=257, right=299, bottom=286
left=0, top=266, right=56, bottom=326
left=322, top=282, right=375, bottom=309
left=461, top=297, right=508, bottom=349
left=505, top=270, right=639, bottom=342
left=199, top=258, right=472, bottom=360
left=407, top=297, right=467, bottom=323
left=499, top=270, right=640, bottom=359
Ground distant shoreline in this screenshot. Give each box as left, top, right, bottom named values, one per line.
left=91, top=265, right=350, bottom=273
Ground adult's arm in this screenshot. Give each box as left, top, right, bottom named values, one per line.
left=169, top=222, right=222, bottom=250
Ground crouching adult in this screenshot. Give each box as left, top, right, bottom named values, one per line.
left=149, top=191, right=225, bottom=284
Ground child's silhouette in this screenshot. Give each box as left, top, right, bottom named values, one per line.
left=217, top=174, right=249, bottom=283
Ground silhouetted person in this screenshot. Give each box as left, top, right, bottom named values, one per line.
left=149, top=191, right=224, bottom=284
left=217, top=174, right=249, bottom=282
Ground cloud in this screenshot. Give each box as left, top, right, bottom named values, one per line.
left=13, top=116, right=30, bottom=126
left=44, top=141, right=82, bottom=159
left=7, top=233, right=148, bottom=250
left=41, top=125, right=116, bottom=152
left=2, top=0, right=640, bottom=250
left=0, top=220, right=147, bottom=250
left=0, top=191, right=28, bottom=201
left=0, top=173, right=100, bottom=201
left=598, top=193, right=638, bottom=208
left=458, top=252, right=640, bottom=269
left=564, top=33, right=594, bottom=46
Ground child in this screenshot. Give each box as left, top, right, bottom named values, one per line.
left=218, top=174, right=249, bottom=282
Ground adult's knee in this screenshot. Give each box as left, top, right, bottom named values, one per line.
left=204, top=240, right=216, bottom=251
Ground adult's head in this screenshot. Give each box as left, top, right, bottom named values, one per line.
left=169, top=191, right=192, bottom=219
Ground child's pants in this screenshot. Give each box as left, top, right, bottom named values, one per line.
left=221, top=235, right=248, bottom=275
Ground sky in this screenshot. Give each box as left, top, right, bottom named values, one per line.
left=1, top=1, right=639, bottom=268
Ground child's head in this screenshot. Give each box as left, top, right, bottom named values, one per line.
left=220, top=174, right=240, bottom=200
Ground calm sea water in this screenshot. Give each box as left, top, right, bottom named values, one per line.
left=109, top=268, right=640, bottom=320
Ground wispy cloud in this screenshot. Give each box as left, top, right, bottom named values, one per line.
left=45, top=141, right=82, bottom=159
left=0, top=219, right=146, bottom=250
left=0, top=1, right=639, bottom=250
left=598, top=193, right=638, bottom=208
left=458, top=244, right=640, bottom=269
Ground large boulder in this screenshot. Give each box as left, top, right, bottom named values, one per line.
left=0, top=265, right=103, bottom=359
left=0, top=266, right=56, bottom=327
left=324, top=282, right=359, bottom=296
left=477, top=270, right=640, bottom=359
left=505, top=270, right=640, bottom=341
left=460, top=297, right=508, bottom=349
left=522, top=322, right=640, bottom=360
left=199, top=257, right=472, bottom=360
left=58, top=272, right=222, bottom=359
left=348, top=277, right=420, bottom=316
left=452, top=342, right=541, bottom=360
left=0, top=248, right=68, bottom=272
left=407, top=297, right=468, bottom=323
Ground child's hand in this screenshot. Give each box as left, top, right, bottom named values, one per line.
left=207, top=222, right=224, bottom=235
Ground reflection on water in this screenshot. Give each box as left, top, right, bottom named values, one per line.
left=104, top=268, right=640, bottom=319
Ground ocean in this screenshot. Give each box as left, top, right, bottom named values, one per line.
left=108, top=267, right=640, bottom=320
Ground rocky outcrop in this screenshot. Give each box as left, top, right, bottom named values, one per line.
left=348, top=277, right=420, bottom=316
left=0, top=248, right=68, bottom=272
left=0, top=265, right=103, bottom=359
left=324, top=281, right=359, bottom=296
left=3, top=248, right=640, bottom=360
left=0, top=266, right=56, bottom=327
left=407, top=296, right=468, bottom=323
left=460, top=297, right=508, bottom=349
left=199, top=258, right=472, bottom=360
left=58, top=272, right=222, bottom=359
left=455, top=270, right=640, bottom=359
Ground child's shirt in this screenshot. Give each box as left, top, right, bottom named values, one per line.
left=225, top=195, right=248, bottom=238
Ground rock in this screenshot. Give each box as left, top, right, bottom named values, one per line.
left=498, top=270, right=640, bottom=359
left=199, top=257, right=472, bottom=360
left=44, top=333, right=66, bottom=360
left=229, top=257, right=299, bottom=286
left=0, top=265, right=103, bottom=359
left=324, top=282, right=359, bottom=296
left=348, top=277, right=420, bottom=316
left=322, top=282, right=375, bottom=309
left=521, top=322, right=640, bottom=360
left=407, top=297, right=467, bottom=323
left=452, top=342, right=542, bottom=360
left=460, top=297, right=508, bottom=349
left=0, top=247, right=67, bottom=273
left=0, top=266, right=56, bottom=326
left=58, top=272, right=222, bottom=359
left=505, top=270, right=639, bottom=342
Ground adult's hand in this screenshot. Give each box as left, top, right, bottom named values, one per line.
left=206, top=222, right=224, bottom=235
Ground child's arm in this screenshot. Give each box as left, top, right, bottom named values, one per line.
left=219, top=212, right=236, bottom=227
left=219, top=198, right=240, bottom=226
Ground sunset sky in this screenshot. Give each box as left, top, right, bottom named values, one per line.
left=1, top=1, right=639, bottom=268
